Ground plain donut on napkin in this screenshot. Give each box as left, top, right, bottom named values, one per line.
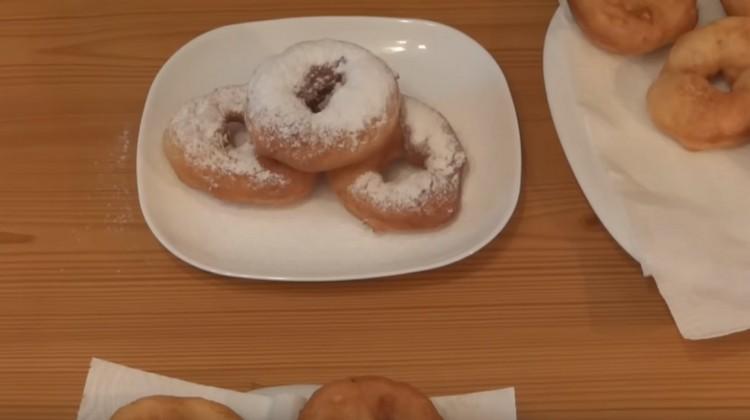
left=648, top=17, right=750, bottom=150
left=722, top=0, right=750, bottom=16
left=299, top=376, right=444, bottom=420
left=110, top=396, right=243, bottom=420
left=568, top=0, right=698, bottom=55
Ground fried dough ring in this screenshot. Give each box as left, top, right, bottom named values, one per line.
left=722, top=0, right=750, bottom=16
left=569, top=0, right=698, bottom=55
left=110, top=396, right=242, bottom=420
left=299, top=376, right=443, bottom=420
left=163, top=85, right=317, bottom=205
left=328, top=96, right=466, bottom=231
left=246, top=40, right=401, bottom=172
left=647, top=17, right=750, bottom=150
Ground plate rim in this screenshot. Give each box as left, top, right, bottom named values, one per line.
left=542, top=8, right=639, bottom=261
left=136, top=15, right=523, bottom=281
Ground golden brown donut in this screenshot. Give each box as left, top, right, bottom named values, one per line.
left=327, top=96, right=466, bottom=232
left=722, top=0, right=750, bottom=16
left=246, top=40, right=401, bottom=172
left=163, top=85, right=317, bottom=205
left=647, top=17, right=750, bottom=150
left=299, top=376, right=443, bottom=420
left=110, top=396, right=242, bottom=420
left=568, top=0, right=698, bottom=55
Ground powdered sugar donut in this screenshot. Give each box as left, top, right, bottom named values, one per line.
left=246, top=40, right=401, bottom=172
left=328, top=96, right=467, bottom=231
left=163, top=85, right=317, bottom=205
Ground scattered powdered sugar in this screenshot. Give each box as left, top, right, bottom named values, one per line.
left=117, top=129, right=131, bottom=166
left=246, top=39, right=398, bottom=150
left=168, top=85, right=286, bottom=186
left=77, top=126, right=139, bottom=235
left=106, top=126, right=137, bottom=231
left=350, top=96, right=466, bottom=210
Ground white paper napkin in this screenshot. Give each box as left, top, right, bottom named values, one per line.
left=266, top=394, right=308, bottom=419
left=78, top=358, right=516, bottom=419
left=556, top=0, right=750, bottom=339
left=431, top=388, right=516, bottom=420
left=77, top=359, right=274, bottom=419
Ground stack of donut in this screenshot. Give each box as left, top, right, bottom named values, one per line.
left=110, top=376, right=444, bottom=420
left=568, top=0, right=750, bottom=151
left=164, top=40, right=467, bottom=231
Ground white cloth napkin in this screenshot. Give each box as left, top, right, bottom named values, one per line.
left=556, top=0, right=750, bottom=339
left=78, top=358, right=516, bottom=419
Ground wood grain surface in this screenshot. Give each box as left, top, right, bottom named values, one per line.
left=2, top=1, right=750, bottom=419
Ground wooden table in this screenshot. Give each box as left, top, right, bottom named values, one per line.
left=2, top=1, right=750, bottom=418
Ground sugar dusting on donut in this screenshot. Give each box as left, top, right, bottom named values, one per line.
left=402, top=96, right=466, bottom=176
left=350, top=96, right=466, bottom=211
left=169, top=85, right=287, bottom=186
left=246, top=40, right=399, bottom=151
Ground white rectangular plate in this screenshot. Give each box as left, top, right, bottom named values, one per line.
left=137, top=16, right=521, bottom=281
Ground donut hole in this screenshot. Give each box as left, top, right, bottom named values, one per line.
left=382, top=159, right=419, bottom=182
left=381, top=148, right=430, bottom=182
left=296, top=57, right=347, bottom=113
left=711, top=74, right=732, bottom=93
left=223, top=115, right=249, bottom=149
